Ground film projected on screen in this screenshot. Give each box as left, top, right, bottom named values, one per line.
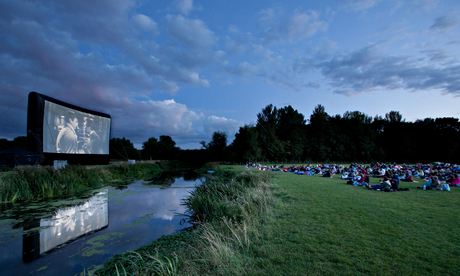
left=43, top=101, right=111, bottom=154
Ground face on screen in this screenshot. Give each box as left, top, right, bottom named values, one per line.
left=43, top=101, right=110, bottom=154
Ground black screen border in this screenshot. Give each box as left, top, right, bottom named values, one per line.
left=27, top=91, right=111, bottom=165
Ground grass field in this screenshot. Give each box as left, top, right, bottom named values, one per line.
left=249, top=172, right=460, bottom=275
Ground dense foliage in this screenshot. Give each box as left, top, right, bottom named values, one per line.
left=228, top=105, right=460, bottom=163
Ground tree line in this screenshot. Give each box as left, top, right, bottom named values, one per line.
left=227, top=104, right=460, bottom=163
left=1, top=104, right=459, bottom=163
left=108, top=104, right=459, bottom=163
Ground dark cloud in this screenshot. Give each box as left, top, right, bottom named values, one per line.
left=0, top=0, right=235, bottom=146
left=430, top=15, right=457, bottom=30
left=313, top=46, right=460, bottom=96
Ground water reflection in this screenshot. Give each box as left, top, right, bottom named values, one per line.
left=0, top=177, right=202, bottom=275
left=22, top=189, right=108, bottom=262
left=145, top=171, right=200, bottom=186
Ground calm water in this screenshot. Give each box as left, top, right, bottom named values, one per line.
left=0, top=177, right=202, bottom=275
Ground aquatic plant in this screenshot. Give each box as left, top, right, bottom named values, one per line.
left=0, top=162, right=195, bottom=203
left=96, top=169, right=273, bottom=275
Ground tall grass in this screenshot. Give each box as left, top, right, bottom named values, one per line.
left=96, top=169, right=273, bottom=276
left=0, top=162, right=188, bottom=203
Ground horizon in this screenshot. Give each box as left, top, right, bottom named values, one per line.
left=1, top=0, right=459, bottom=149
left=1, top=95, right=459, bottom=151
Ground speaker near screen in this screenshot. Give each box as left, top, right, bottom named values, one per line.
left=27, top=92, right=111, bottom=165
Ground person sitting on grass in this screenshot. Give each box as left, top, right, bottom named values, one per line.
left=367, top=176, right=391, bottom=191
left=403, top=173, right=414, bottom=182
left=358, top=174, right=370, bottom=187
left=448, top=173, right=460, bottom=187
left=378, top=167, right=386, bottom=177
left=341, top=171, right=351, bottom=180
left=391, top=173, right=400, bottom=190
left=431, top=176, right=441, bottom=190
left=419, top=175, right=440, bottom=190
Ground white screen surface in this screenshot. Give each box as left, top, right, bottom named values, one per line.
left=43, top=101, right=110, bottom=154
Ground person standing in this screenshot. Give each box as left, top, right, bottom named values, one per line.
left=56, top=116, right=79, bottom=153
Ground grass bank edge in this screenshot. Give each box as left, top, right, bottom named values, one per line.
left=0, top=161, right=205, bottom=203
left=95, top=167, right=274, bottom=275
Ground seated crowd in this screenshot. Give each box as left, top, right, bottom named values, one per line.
left=246, top=162, right=460, bottom=192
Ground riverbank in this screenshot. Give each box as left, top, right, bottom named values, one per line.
left=97, top=166, right=460, bottom=275
left=0, top=161, right=204, bottom=203
left=95, top=167, right=273, bottom=275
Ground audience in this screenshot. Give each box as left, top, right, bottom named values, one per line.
left=247, top=162, right=459, bottom=192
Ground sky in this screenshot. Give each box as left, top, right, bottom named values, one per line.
left=1, top=0, right=459, bottom=149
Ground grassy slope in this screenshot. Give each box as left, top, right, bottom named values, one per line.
left=95, top=167, right=460, bottom=275
left=249, top=172, right=460, bottom=275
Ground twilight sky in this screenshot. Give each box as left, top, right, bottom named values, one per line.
left=1, top=0, right=459, bottom=148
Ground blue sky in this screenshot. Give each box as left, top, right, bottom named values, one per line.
left=1, top=0, right=459, bottom=148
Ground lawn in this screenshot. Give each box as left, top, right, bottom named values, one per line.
left=249, top=172, right=460, bottom=275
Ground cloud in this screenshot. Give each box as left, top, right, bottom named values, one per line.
left=226, top=62, right=259, bottom=76
left=111, top=99, right=240, bottom=148
left=175, top=0, right=193, bottom=15
left=47, top=0, right=135, bottom=44
left=133, top=14, right=158, bottom=34
left=430, top=15, right=457, bottom=30
left=312, top=45, right=460, bottom=96
left=288, top=11, right=327, bottom=39
left=203, top=115, right=240, bottom=137
left=258, top=9, right=327, bottom=43
left=0, top=1, right=233, bottom=147
left=166, top=15, right=215, bottom=48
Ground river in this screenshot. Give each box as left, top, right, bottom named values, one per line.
left=0, top=176, right=202, bottom=275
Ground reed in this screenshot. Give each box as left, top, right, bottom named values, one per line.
left=96, top=169, right=273, bottom=275
left=0, top=162, right=182, bottom=203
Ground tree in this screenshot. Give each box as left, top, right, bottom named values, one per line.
left=157, top=135, right=178, bottom=160
left=110, top=138, right=139, bottom=160
left=385, top=111, right=403, bottom=123
left=343, top=111, right=372, bottom=124
left=341, top=111, right=376, bottom=161
left=309, top=104, right=329, bottom=125
left=207, top=131, right=228, bottom=161
left=256, top=104, right=278, bottom=129
left=256, top=105, right=284, bottom=160
left=277, top=105, right=306, bottom=139
left=141, top=137, right=158, bottom=160
left=381, top=111, right=406, bottom=162
left=276, top=105, right=306, bottom=161
left=307, top=105, right=332, bottom=161
left=229, top=125, right=261, bottom=162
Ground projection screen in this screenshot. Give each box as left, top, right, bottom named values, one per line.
left=43, top=101, right=111, bottom=154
